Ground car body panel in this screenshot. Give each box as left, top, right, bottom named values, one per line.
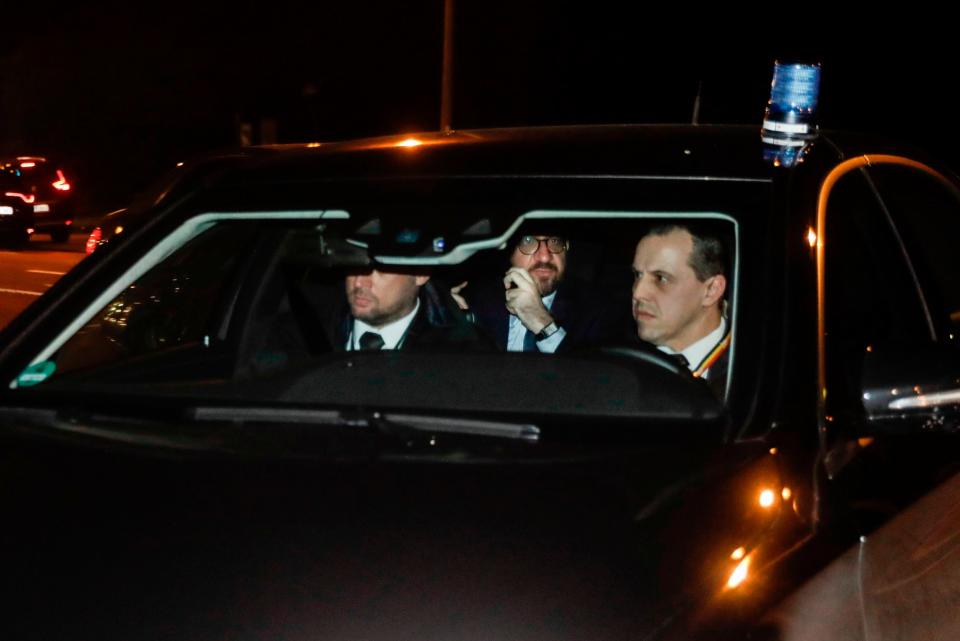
left=760, top=471, right=960, bottom=641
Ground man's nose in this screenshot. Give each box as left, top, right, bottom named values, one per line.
left=353, top=272, right=373, bottom=288
left=534, top=241, right=553, bottom=260
left=632, top=274, right=651, bottom=300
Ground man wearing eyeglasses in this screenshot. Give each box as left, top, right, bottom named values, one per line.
left=501, top=234, right=570, bottom=352
left=457, top=233, right=625, bottom=353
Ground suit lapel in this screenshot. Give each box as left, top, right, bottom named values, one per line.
left=494, top=304, right=510, bottom=350
left=333, top=311, right=351, bottom=352
left=549, top=285, right=571, bottom=328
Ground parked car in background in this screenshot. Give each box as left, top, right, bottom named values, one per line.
left=84, top=208, right=128, bottom=254
left=0, top=170, right=34, bottom=247
left=0, top=156, right=75, bottom=242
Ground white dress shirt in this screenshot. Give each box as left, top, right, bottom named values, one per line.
left=507, top=291, right=567, bottom=353
left=346, top=299, right=420, bottom=351
left=658, top=317, right=727, bottom=379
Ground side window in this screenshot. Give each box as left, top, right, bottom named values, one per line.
left=867, top=165, right=960, bottom=340
left=824, top=170, right=930, bottom=408
left=52, top=223, right=259, bottom=376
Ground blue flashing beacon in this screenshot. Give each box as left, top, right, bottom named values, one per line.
left=762, top=62, right=821, bottom=167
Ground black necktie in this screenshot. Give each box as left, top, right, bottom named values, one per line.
left=359, top=331, right=385, bottom=351
left=669, top=352, right=689, bottom=369
left=522, top=329, right=538, bottom=352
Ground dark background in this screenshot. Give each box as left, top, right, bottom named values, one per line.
left=1, top=1, right=953, bottom=217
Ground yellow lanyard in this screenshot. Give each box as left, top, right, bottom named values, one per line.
left=692, top=332, right=730, bottom=378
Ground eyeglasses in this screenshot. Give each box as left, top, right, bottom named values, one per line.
left=516, top=235, right=568, bottom=255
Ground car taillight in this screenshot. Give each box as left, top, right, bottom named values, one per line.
left=4, top=191, right=35, bottom=204
left=86, top=227, right=102, bottom=254
left=52, top=170, right=71, bottom=191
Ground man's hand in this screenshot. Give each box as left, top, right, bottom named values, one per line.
left=451, top=281, right=470, bottom=310
left=503, top=267, right=553, bottom=334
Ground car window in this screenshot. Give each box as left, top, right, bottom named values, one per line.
left=51, top=223, right=262, bottom=376
left=867, top=165, right=960, bottom=341
left=823, top=170, right=931, bottom=412
left=10, top=178, right=766, bottom=417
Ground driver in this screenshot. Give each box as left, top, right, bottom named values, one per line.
left=632, top=224, right=730, bottom=397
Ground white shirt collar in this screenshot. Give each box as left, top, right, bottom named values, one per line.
left=658, top=316, right=727, bottom=375
left=348, top=298, right=420, bottom=350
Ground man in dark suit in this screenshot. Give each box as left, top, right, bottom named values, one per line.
left=456, top=233, right=627, bottom=353
left=241, top=264, right=486, bottom=376
left=337, top=266, right=487, bottom=351
left=631, top=224, right=730, bottom=398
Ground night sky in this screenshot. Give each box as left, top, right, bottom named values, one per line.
left=1, top=2, right=953, bottom=214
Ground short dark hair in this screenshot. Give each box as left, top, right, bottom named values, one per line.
left=645, top=223, right=726, bottom=282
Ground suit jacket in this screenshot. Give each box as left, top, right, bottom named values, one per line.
left=701, top=343, right=730, bottom=401
left=467, top=277, right=630, bottom=353
left=618, top=330, right=729, bottom=402
left=242, top=279, right=491, bottom=377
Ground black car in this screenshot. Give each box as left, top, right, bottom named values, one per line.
left=0, top=125, right=957, bottom=640
left=0, top=171, right=34, bottom=247
left=0, top=156, right=75, bottom=242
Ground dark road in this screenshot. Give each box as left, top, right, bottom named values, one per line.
left=0, top=234, right=85, bottom=329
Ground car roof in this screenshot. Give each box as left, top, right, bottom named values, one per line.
left=178, top=124, right=938, bottom=192
left=238, top=124, right=784, bottom=183
left=125, top=123, right=942, bottom=233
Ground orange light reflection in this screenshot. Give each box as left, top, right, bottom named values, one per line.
left=727, top=557, right=751, bottom=589
left=759, top=489, right=776, bottom=508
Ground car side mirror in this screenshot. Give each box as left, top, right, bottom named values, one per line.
left=861, top=342, right=960, bottom=434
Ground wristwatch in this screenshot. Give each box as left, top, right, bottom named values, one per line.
left=535, top=321, right=561, bottom=341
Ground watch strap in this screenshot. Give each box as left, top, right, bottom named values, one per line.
left=535, top=321, right=560, bottom=341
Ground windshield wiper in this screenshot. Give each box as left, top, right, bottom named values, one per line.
left=380, top=413, right=540, bottom=443
left=0, top=405, right=540, bottom=459
left=192, top=406, right=368, bottom=427
left=193, top=406, right=540, bottom=443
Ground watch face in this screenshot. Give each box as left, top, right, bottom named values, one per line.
left=537, top=322, right=558, bottom=341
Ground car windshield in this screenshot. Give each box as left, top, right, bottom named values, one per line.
left=8, top=177, right=768, bottom=427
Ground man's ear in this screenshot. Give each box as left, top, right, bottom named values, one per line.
left=703, top=274, right=727, bottom=307
left=415, top=274, right=431, bottom=287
